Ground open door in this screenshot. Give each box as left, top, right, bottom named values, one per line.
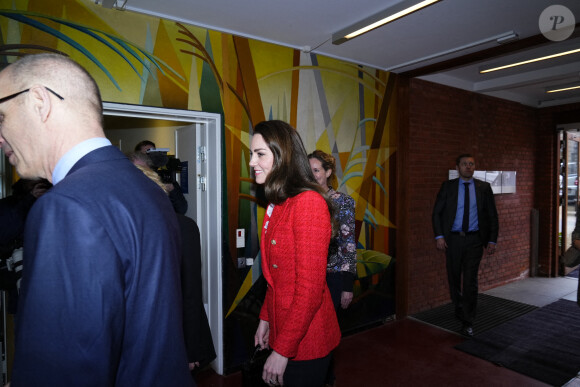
left=102, top=103, right=224, bottom=374
left=559, top=127, right=580, bottom=275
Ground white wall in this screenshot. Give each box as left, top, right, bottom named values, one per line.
left=104, top=124, right=183, bottom=155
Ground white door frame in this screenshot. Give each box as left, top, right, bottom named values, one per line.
left=102, top=102, right=224, bottom=375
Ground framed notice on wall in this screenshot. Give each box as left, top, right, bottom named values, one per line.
left=486, top=171, right=502, bottom=194
left=448, top=170, right=516, bottom=194
left=474, top=170, right=486, bottom=181
left=501, top=171, right=516, bottom=193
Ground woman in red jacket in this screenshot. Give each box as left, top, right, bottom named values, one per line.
left=250, top=120, right=341, bottom=387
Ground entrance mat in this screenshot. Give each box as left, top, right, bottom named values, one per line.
left=411, top=293, right=537, bottom=335
left=455, top=299, right=580, bottom=386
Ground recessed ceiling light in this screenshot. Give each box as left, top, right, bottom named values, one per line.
left=332, top=0, right=442, bottom=45
left=546, top=83, right=580, bottom=93
left=481, top=48, right=580, bottom=74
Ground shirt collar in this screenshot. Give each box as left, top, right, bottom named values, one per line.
left=52, top=137, right=112, bottom=184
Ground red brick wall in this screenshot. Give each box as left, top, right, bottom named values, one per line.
left=401, top=78, right=539, bottom=314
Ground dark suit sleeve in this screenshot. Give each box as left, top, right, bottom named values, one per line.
left=13, top=195, right=125, bottom=386
left=432, top=181, right=448, bottom=238
left=483, top=182, right=499, bottom=243
left=178, top=214, right=216, bottom=366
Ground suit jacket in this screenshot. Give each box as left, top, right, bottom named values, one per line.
left=432, top=178, right=499, bottom=245
left=12, top=146, right=194, bottom=387
left=259, top=190, right=341, bottom=361
left=176, top=214, right=216, bottom=368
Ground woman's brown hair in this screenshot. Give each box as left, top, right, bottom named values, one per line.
left=253, top=120, right=337, bottom=234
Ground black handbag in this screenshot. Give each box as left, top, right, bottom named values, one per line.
left=242, top=345, right=271, bottom=387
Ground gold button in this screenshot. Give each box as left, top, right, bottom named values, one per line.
left=273, top=264, right=278, bottom=269
left=271, top=239, right=276, bottom=245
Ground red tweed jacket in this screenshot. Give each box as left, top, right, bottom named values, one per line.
left=259, top=190, right=341, bottom=361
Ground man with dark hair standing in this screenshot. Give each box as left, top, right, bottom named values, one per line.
left=135, top=139, right=156, bottom=154
left=0, top=53, right=194, bottom=386
left=432, top=154, right=499, bottom=337
left=134, top=139, right=188, bottom=215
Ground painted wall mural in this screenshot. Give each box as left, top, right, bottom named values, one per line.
left=0, top=0, right=397, bottom=373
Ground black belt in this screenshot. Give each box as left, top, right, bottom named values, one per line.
left=450, top=230, right=479, bottom=237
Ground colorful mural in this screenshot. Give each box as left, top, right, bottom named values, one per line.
left=0, top=0, right=398, bottom=373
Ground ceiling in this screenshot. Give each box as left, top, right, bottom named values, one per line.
left=119, top=0, right=580, bottom=108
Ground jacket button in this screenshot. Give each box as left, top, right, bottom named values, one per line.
left=273, top=264, right=278, bottom=268
left=271, top=239, right=276, bottom=245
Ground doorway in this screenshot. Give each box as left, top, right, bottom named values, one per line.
left=559, top=126, right=580, bottom=275
left=102, top=103, right=225, bottom=374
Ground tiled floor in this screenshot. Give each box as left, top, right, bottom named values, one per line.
left=484, top=275, right=578, bottom=307
left=196, top=275, right=579, bottom=387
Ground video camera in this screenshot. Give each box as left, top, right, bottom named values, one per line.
left=146, top=148, right=183, bottom=184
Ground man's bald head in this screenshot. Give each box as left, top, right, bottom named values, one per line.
left=6, top=53, right=103, bottom=122
left=0, top=54, right=106, bottom=181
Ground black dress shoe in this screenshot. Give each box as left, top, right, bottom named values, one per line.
left=461, top=324, right=474, bottom=337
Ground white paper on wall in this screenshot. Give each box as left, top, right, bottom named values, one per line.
left=448, top=170, right=516, bottom=194
left=501, top=171, right=517, bottom=193
left=486, top=171, right=502, bottom=194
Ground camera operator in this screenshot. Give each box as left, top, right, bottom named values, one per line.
left=134, top=140, right=188, bottom=214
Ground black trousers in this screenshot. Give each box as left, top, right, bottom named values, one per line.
left=446, top=232, right=484, bottom=325
left=326, top=272, right=342, bottom=311
left=283, top=352, right=332, bottom=387
left=324, top=272, right=341, bottom=385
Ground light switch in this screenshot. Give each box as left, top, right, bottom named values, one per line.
left=236, top=228, right=245, bottom=248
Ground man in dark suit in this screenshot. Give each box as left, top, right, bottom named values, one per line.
left=0, top=54, right=194, bottom=386
left=432, top=154, right=499, bottom=337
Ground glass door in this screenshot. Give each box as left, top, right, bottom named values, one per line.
left=560, top=130, right=580, bottom=273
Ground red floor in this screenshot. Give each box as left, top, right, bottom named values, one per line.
left=195, top=318, right=549, bottom=387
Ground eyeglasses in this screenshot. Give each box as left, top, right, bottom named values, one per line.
left=0, top=86, right=64, bottom=105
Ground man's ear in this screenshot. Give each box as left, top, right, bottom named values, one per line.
left=30, top=86, right=52, bottom=123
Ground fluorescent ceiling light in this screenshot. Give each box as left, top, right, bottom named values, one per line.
left=546, top=83, right=580, bottom=93
left=332, top=0, right=442, bottom=45
left=481, top=48, right=580, bottom=74
left=386, top=30, right=517, bottom=72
